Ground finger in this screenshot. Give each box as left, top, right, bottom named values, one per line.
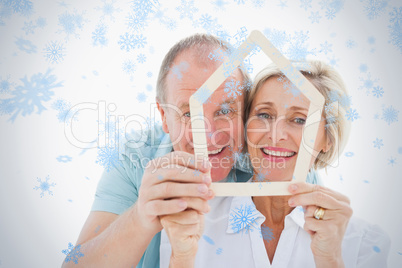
left=145, top=199, right=188, bottom=216
left=153, top=166, right=212, bottom=185
left=288, top=190, right=340, bottom=210
left=148, top=182, right=214, bottom=201
left=182, top=197, right=211, bottom=214
left=149, top=151, right=211, bottom=173
left=288, top=182, right=350, bottom=204
left=304, top=217, right=336, bottom=234
left=304, top=205, right=329, bottom=221
left=161, top=209, right=202, bottom=225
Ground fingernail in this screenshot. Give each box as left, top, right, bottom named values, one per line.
left=198, top=184, right=208, bottom=194
left=290, top=184, right=298, bottom=191
left=203, top=175, right=211, bottom=184
left=208, top=189, right=214, bottom=197
left=288, top=198, right=294, bottom=206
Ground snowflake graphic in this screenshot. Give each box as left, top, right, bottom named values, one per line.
left=43, top=41, right=65, bottom=64
left=15, top=37, right=37, bottom=54
left=3, top=0, right=34, bottom=17
left=62, top=243, right=84, bottom=264
left=163, top=18, right=177, bottom=30
left=319, top=41, right=332, bottom=55
left=137, top=53, right=146, bottom=64
left=251, top=0, right=265, bottom=8
left=224, top=79, right=243, bottom=99
left=157, top=174, right=164, bottom=180
left=300, top=0, right=312, bottom=10
left=36, top=17, right=47, bottom=28
left=58, top=10, right=86, bottom=39
left=96, top=0, right=121, bottom=21
left=5, top=69, right=63, bottom=122
left=33, top=175, right=56, bottom=198
left=309, top=11, right=322, bottom=23
left=359, top=73, right=378, bottom=95
left=363, top=0, right=388, bottom=20
left=118, top=33, right=135, bottom=52
left=193, top=169, right=201, bottom=176
left=346, top=39, right=356, bottom=48
left=127, top=12, right=148, bottom=32
left=176, top=0, right=198, bottom=20
left=388, top=7, right=402, bottom=53
left=381, top=105, right=399, bottom=125
left=388, top=157, right=396, bottom=166
left=229, top=204, right=260, bottom=234
left=287, top=31, right=316, bottom=61
left=278, top=0, right=288, bottom=9
left=22, top=20, right=36, bottom=35
left=216, top=248, right=223, bottom=255
left=367, top=36, right=376, bottom=44
left=96, top=145, right=121, bottom=172
left=51, top=99, right=77, bottom=123
left=130, top=0, right=159, bottom=17
left=193, top=86, right=211, bottom=103
left=373, top=138, right=383, bottom=149
left=92, top=24, right=108, bottom=47
left=122, top=59, right=136, bottom=75
left=137, top=92, right=147, bottom=103
left=56, top=155, right=72, bottom=163
left=260, top=224, right=274, bottom=243
left=359, top=63, right=368, bottom=73
left=372, top=86, right=384, bottom=98
left=234, top=0, right=246, bottom=4
left=199, top=13, right=213, bottom=29
left=170, top=61, right=190, bottom=80
left=325, top=7, right=336, bottom=19
left=346, top=108, right=359, bottom=122
left=0, top=76, right=12, bottom=94
left=211, top=0, right=229, bottom=11
left=146, top=71, right=153, bottom=78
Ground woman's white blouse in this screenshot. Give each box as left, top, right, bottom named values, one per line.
left=160, top=196, right=390, bottom=268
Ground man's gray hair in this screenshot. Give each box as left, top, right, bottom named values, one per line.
left=156, top=33, right=251, bottom=103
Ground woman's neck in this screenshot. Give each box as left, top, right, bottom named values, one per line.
left=252, top=195, right=294, bottom=226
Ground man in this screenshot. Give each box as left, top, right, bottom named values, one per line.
left=62, top=33, right=253, bottom=268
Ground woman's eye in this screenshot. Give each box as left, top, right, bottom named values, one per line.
left=257, top=113, right=271, bottom=119
left=294, top=117, right=306, bottom=124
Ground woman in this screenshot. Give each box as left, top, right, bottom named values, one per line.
left=159, top=60, right=390, bottom=267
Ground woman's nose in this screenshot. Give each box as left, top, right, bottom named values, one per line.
left=269, top=116, right=288, bottom=145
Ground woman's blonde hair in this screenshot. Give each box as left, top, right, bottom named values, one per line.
left=244, top=60, right=351, bottom=169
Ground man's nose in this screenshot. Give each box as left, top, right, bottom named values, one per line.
left=269, top=116, right=288, bottom=146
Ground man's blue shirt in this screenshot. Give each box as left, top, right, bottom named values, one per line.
left=91, top=125, right=320, bottom=267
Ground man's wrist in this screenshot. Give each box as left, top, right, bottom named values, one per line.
left=129, top=203, right=159, bottom=237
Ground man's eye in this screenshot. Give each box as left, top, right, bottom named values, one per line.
left=293, top=117, right=306, bottom=125
left=217, top=108, right=233, bottom=116
left=183, top=112, right=191, bottom=117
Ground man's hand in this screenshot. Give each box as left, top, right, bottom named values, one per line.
left=161, top=209, right=205, bottom=268
left=135, top=151, right=214, bottom=236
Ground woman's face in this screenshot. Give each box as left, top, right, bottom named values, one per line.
left=246, top=76, right=329, bottom=181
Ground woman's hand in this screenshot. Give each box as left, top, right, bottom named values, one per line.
left=160, top=208, right=206, bottom=268
left=288, top=182, right=353, bottom=268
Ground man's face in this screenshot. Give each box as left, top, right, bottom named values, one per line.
left=157, top=49, right=245, bottom=182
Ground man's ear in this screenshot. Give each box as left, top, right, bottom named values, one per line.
left=156, top=100, right=169, bottom=134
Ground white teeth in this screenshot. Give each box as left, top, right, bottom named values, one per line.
left=208, top=147, right=223, bottom=155
left=262, top=149, right=295, bottom=157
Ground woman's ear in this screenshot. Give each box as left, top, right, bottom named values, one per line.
left=323, top=136, right=332, bottom=153
left=156, top=101, right=169, bottom=134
